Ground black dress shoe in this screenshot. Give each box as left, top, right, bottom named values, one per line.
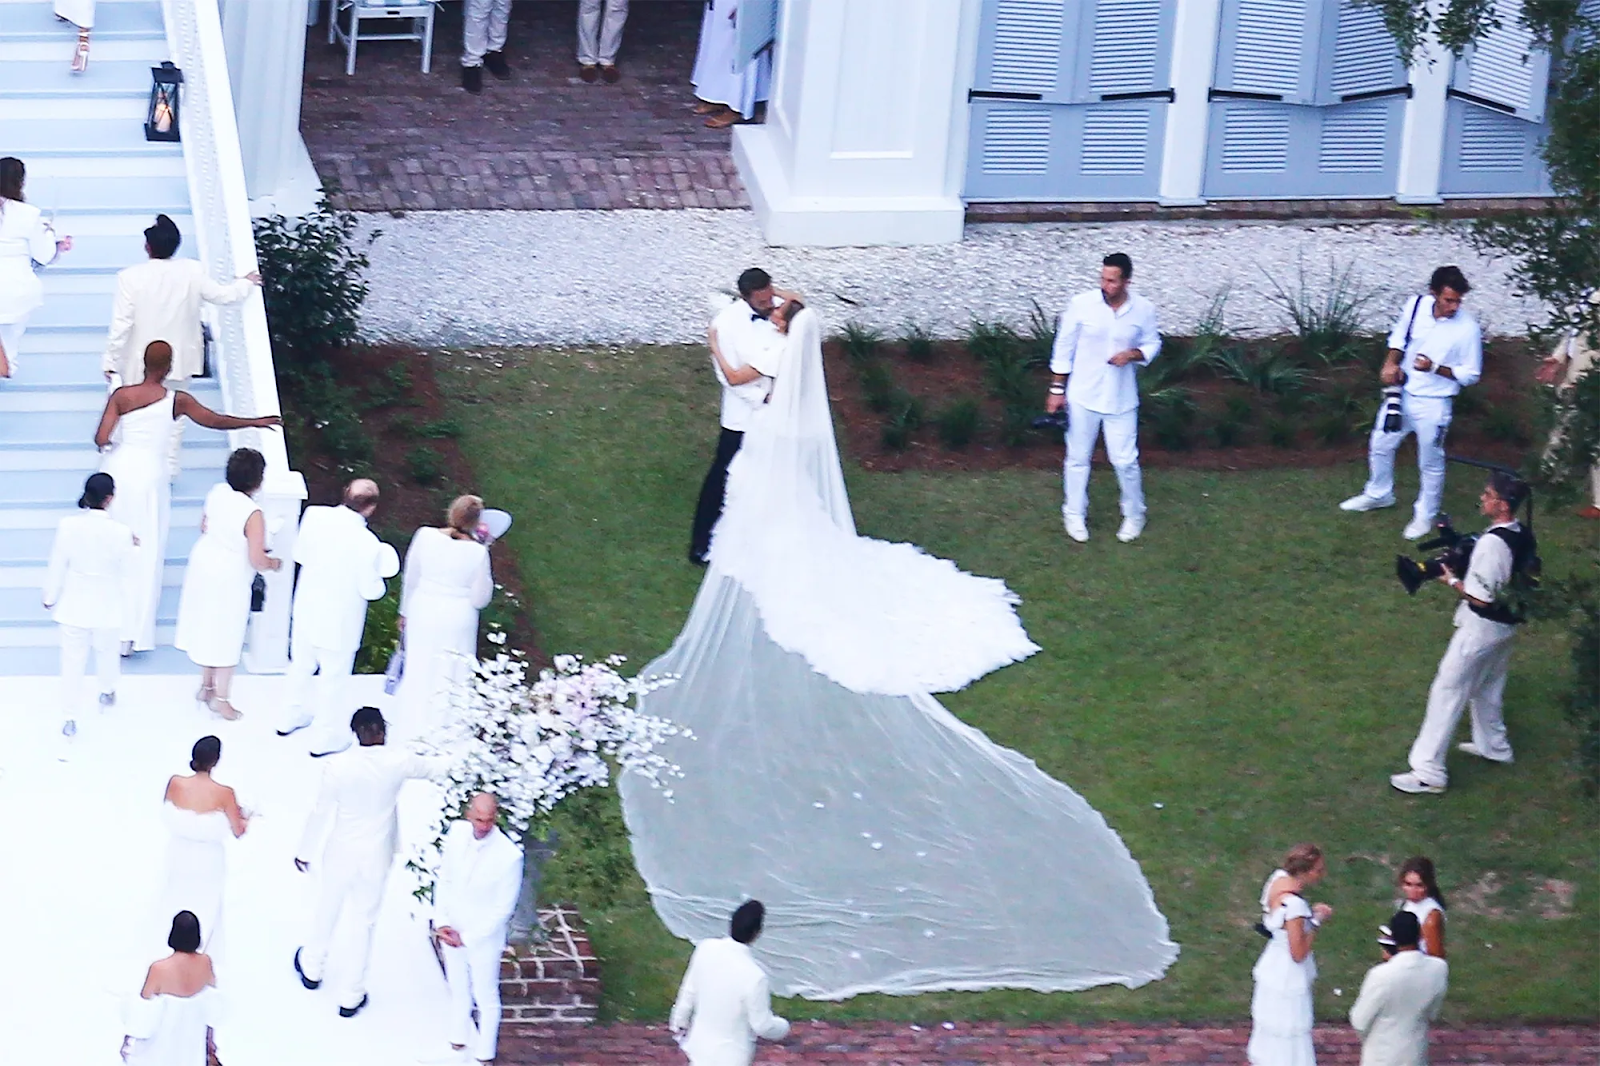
left=484, top=50, right=510, bottom=79
left=275, top=722, right=308, bottom=737
left=338, top=994, right=369, bottom=1018
left=462, top=65, right=483, bottom=94
left=294, top=948, right=321, bottom=990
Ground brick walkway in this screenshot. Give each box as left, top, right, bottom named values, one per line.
left=300, top=0, right=747, bottom=211
left=500, top=1021, right=1597, bottom=1065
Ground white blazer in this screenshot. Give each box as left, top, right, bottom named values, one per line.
left=290, top=505, right=401, bottom=652
left=1350, top=949, right=1449, bottom=1066
left=433, top=820, right=523, bottom=948
left=43, top=509, right=136, bottom=630
left=297, top=744, right=438, bottom=872
left=670, top=937, right=789, bottom=1066
left=102, top=258, right=254, bottom=383
left=0, top=198, right=57, bottom=323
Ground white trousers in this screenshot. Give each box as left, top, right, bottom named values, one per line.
left=1063, top=403, right=1145, bottom=521
left=0, top=319, right=25, bottom=376
left=1362, top=392, right=1453, bottom=522
left=577, top=0, right=628, bottom=64
left=284, top=635, right=358, bottom=753
left=461, top=0, right=511, bottom=66
left=60, top=623, right=119, bottom=719
left=301, top=853, right=389, bottom=1010
left=444, top=937, right=506, bottom=1061
left=1407, top=613, right=1516, bottom=785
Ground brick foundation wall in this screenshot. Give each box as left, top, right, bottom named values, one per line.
left=498, top=904, right=601, bottom=1028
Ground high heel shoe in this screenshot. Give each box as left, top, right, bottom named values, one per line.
left=71, top=30, right=90, bottom=74
left=208, top=696, right=243, bottom=722
left=196, top=681, right=215, bottom=703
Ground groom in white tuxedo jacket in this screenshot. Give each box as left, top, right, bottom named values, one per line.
left=670, top=900, right=789, bottom=1066
left=1350, top=910, right=1449, bottom=1066
left=278, top=479, right=400, bottom=756
left=294, top=707, right=439, bottom=1017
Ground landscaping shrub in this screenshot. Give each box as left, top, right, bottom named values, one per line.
left=840, top=321, right=884, bottom=363
left=362, top=363, right=416, bottom=410
left=965, top=319, right=1022, bottom=366
left=998, top=403, right=1037, bottom=447
left=254, top=196, right=375, bottom=371
left=1484, top=406, right=1531, bottom=445
left=1211, top=416, right=1246, bottom=447
left=1263, top=256, right=1378, bottom=366
left=405, top=445, right=446, bottom=485
left=1225, top=393, right=1256, bottom=425
left=857, top=359, right=897, bottom=413
left=901, top=321, right=936, bottom=363
left=1023, top=300, right=1057, bottom=368
left=934, top=397, right=982, bottom=450
left=354, top=584, right=400, bottom=674
left=1314, top=412, right=1354, bottom=445
left=880, top=391, right=924, bottom=451
left=1145, top=386, right=1197, bottom=450
left=418, top=417, right=464, bottom=439
left=1265, top=418, right=1297, bottom=448
left=1215, top=344, right=1311, bottom=396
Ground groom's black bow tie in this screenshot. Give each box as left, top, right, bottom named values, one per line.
left=750, top=312, right=762, bottom=321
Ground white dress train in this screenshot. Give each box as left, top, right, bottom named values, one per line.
left=397, top=527, right=493, bottom=738
left=1248, top=870, right=1318, bottom=1066
left=99, top=392, right=177, bottom=651
left=155, top=803, right=231, bottom=960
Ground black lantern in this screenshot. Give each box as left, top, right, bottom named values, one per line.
left=145, top=61, right=183, bottom=143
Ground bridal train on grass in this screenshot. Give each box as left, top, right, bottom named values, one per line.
left=620, top=308, right=1179, bottom=999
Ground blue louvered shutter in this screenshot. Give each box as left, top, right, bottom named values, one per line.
left=1450, top=0, right=1550, bottom=121
left=734, top=0, right=778, bottom=72
left=974, top=0, right=1072, bottom=100
left=1085, top=0, right=1171, bottom=98
left=1321, top=0, right=1405, bottom=101
left=1214, top=0, right=1320, bottom=103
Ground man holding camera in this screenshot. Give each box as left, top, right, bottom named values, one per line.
left=1341, top=266, right=1483, bottom=540
left=1390, top=471, right=1534, bottom=795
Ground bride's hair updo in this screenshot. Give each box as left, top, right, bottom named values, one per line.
left=448, top=494, right=484, bottom=536
left=190, top=735, right=221, bottom=773
left=1283, top=843, right=1323, bottom=877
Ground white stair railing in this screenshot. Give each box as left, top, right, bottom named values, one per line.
left=164, top=0, right=306, bottom=673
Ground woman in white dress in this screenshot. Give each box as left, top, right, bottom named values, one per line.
left=1396, top=855, right=1447, bottom=958
left=0, top=157, right=71, bottom=378
left=95, top=341, right=281, bottom=656
left=55, top=0, right=95, bottom=72
left=689, top=0, right=771, bottom=127
left=397, top=495, right=494, bottom=738
left=175, top=448, right=282, bottom=719
left=1248, top=843, right=1334, bottom=1066
left=122, top=911, right=222, bottom=1066
left=157, top=737, right=248, bottom=963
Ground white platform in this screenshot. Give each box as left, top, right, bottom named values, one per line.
left=0, top=674, right=472, bottom=1066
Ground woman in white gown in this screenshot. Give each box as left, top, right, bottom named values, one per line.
left=0, top=157, right=70, bottom=378
left=157, top=736, right=248, bottom=962
left=1248, top=844, right=1334, bottom=1066
left=397, top=495, right=494, bottom=738
left=174, top=448, right=282, bottom=719
left=94, top=341, right=281, bottom=655
left=690, top=1, right=771, bottom=126
left=122, top=911, right=222, bottom=1066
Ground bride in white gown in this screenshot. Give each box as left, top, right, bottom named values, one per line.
left=620, top=306, right=1178, bottom=999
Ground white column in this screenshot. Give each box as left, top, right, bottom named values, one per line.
left=732, top=0, right=975, bottom=246
left=1396, top=33, right=1451, bottom=204
left=219, top=0, right=321, bottom=214
left=1157, top=0, right=1222, bottom=205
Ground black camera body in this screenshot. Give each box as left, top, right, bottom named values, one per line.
left=1395, top=516, right=1478, bottom=595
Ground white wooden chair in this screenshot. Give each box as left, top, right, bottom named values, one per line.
left=327, top=0, right=439, bottom=76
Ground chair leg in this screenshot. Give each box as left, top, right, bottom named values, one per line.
left=420, top=9, right=435, bottom=74
left=326, top=0, right=337, bottom=45
left=346, top=10, right=358, bottom=75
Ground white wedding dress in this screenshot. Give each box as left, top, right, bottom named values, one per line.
left=620, top=309, right=1178, bottom=999
left=155, top=803, right=231, bottom=959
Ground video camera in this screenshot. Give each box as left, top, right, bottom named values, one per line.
left=1394, top=456, right=1538, bottom=597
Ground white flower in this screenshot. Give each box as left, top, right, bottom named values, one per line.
left=487, top=631, right=507, bottom=646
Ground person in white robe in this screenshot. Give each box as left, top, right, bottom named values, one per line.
left=42, top=472, right=135, bottom=742
left=294, top=707, right=440, bottom=1018
left=690, top=1, right=771, bottom=126
left=433, top=793, right=524, bottom=1064
left=670, top=900, right=789, bottom=1066
left=277, top=479, right=401, bottom=756
left=0, top=156, right=70, bottom=378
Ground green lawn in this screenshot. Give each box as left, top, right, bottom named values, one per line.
left=439, top=344, right=1597, bottom=1025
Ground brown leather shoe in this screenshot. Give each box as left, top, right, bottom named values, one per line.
left=579, top=63, right=598, bottom=82
left=600, top=63, right=620, bottom=83
left=705, top=108, right=744, bottom=129
left=691, top=99, right=721, bottom=115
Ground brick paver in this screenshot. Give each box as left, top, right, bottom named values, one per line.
left=300, top=0, right=747, bottom=211
left=500, top=1021, right=1597, bottom=1065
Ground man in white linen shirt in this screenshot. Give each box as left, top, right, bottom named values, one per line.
left=276, top=478, right=401, bottom=758
left=293, top=706, right=440, bottom=1018
left=1350, top=910, right=1448, bottom=1066
left=1046, top=252, right=1163, bottom=544
left=1341, top=266, right=1484, bottom=540
left=1390, top=472, right=1535, bottom=795
left=670, top=899, right=790, bottom=1066
left=434, top=793, right=523, bottom=1065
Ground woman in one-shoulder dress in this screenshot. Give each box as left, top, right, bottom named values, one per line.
left=1248, top=843, right=1334, bottom=1066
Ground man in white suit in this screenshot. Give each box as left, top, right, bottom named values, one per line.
left=670, top=900, right=790, bottom=1066
left=434, top=793, right=523, bottom=1064
left=276, top=479, right=401, bottom=757
left=293, top=706, right=439, bottom=1018
left=1350, top=910, right=1449, bottom=1066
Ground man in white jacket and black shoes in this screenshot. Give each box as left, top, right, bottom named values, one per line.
left=670, top=900, right=790, bottom=1066
left=277, top=478, right=401, bottom=757
left=1350, top=910, right=1448, bottom=1066
left=434, top=792, right=523, bottom=1065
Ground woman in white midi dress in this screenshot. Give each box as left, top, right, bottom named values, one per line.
left=1248, top=844, right=1334, bottom=1066
left=122, top=912, right=222, bottom=1066
left=0, top=157, right=69, bottom=378
left=175, top=448, right=282, bottom=719
left=54, top=0, right=96, bottom=72
left=397, top=495, right=494, bottom=739
left=155, top=736, right=248, bottom=966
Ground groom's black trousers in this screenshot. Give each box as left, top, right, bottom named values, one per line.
left=689, top=428, right=744, bottom=563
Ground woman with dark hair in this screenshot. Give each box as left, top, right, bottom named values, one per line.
left=1248, top=843, right=1334, bottom=1066
left=122, top=911, right=221, bottom=1065
left=42, top=472, right=136, bottom=744
left=157, top=737, right=248, bottom=965
left=0, top=156, right=72, bottom=379
left=1396, top=856, right=1447, bottom=958
left=174, top=448, right=282, bottom=719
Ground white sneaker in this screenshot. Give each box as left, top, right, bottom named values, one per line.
left=61, top=719, right=77, bottom=738
left=1063, top=514, right=1089, bottom=543
left=1457, top=741, right=1514, bottom=764
left=1389, top=771, right=1446, bottom=795
left=98, top=692, right=115, bottom=710
left=1116, top=516, right=1145, bottom=543
left=1341, top=493, right=1396, bottom=512
left=1402, top=516, right=1434, bottom=540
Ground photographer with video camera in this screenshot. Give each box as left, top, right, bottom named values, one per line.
left=1341, top=266, right=1483, bottom=541
left=1389, top=471, right=1536, bottom=795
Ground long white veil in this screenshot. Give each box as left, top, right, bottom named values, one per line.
left=620, top=310, right=1178, bottom=998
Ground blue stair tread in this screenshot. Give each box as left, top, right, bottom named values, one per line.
left=0, top=60, right=155, bottom=96
left=39, top=235, right=199, bottom=275
left=0, top=644, right=198, bottom=676
left=0, top=411, right=234, bottom=445
left=5, top=118, right=186, bottom=156
left=0, top=583, right=181, bottom=625
left=1, top=2, right=166, bottom=40
left=0, top=467, right=215, bottom=507
left=1, top=524, right=201, bottom=566
left=23, top=175, right=191, bottom=215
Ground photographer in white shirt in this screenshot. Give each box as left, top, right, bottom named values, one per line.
left=1342, top=266, right=1483, bottom=540
left=1045, top=253, right=1162, bottom=544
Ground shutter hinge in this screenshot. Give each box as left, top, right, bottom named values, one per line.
left=1339, top=85, right=1413, bottom=103
left=1100, top=88, right=1176, bottom=102
left=1208, top=88, right=1285, bottom=102
left=1446, top=87, right=1516, bottom=113
left=969, top=89, right=1045, bottom=102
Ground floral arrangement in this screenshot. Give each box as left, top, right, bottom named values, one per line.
left=408, top=649, right=685, bottom=901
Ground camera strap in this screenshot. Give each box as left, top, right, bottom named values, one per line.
left=1401, top=295, right=1423, bottom=357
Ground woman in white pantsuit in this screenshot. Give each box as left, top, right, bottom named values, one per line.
left=175, top=448, right=281, bottom=720
left=1248, top=844, right=1334, bottom=1066
left=397, top=495, right=494, bottom=739
left=0, top=157, right=70, bottom=379
left=54, top=0, right=96, bottom=72
left=42, top=472, right=136, bottom=742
